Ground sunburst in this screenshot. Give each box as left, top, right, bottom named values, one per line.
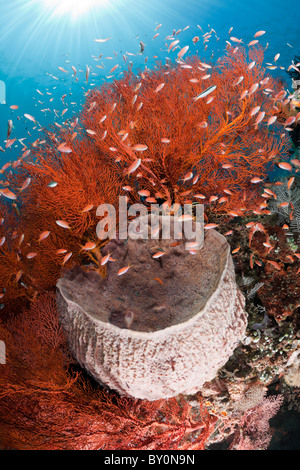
left=40, top=0, right=110, bottom=20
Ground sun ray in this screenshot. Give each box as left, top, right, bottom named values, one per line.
left=40, top=0, right=111, bottom=20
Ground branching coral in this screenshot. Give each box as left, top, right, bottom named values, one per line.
left=267, top=176, right=300, bottom=241
left=229, top=394, right=284, bottom=450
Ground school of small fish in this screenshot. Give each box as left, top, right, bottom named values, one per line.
left=0, top=19, right=299, bottom=298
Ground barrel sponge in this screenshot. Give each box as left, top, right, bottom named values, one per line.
left=57, top=224, right=247, bottom=401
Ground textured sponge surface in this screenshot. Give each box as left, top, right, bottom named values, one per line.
left=57, top=225, right=247, bottom=400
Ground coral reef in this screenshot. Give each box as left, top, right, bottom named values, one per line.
left=2, top=288, right=294, bottom=450
left=0, top=46, right=291, bottom=315
left=228, top=394, right=284, bottom=450
left=0, top=44, right=299, bottom=449
left=188, top=308, right=299, bottom=448
left=249, top=225, right=300, bottom=320
left=267, top=176, right=300, bottom=242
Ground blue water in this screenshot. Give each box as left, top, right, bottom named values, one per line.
left=0, top=0, right=300, bottom=166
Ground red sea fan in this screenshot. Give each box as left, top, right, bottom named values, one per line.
left=80, top=46, right=290, bottom=213
left=0, top=292, right=217, bottom=450
left=0, top=46, right=291, bottom=314
left=0, top=126, right=124, bottom=310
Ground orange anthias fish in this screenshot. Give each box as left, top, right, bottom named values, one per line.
left=219, top=196, right=228, bottom=204
left=126, top=158, right=141, bottom=174
left=291, top=159, right=300, bottom=168
left=101, top=253, right=116, bottom=266
left=250, top=105, right=260, bottom=117
left=94, top=37, right=111, bottom=43
left=57, top=248, right=68, bottom=254
left=19, top=177, right=31, bottom=192
left=230, top=37, right=243, bottom=43
left=24, top=113, right=36, bottom=122
left=5, top=139, right=16, bottom=149
left=138, top=189, right=150, bottom=197
left=278, top=162, right=292, bottom=171
left=38, top=231, right=50, bottom=242
left=248, top=40, right=259, bottom=46
left=254, top=30, right=266, bottom=38
left=155, top=83, right=165, bottom=93
left=168, top=39, right=179, bottom=51
left=177, top=45, right=189, bottom=59
left=267, top=260, right=282, bottom=271
left=56, top=220, right=71, bottom=229
left=81, top=242, right=97, bottom=251
left=110, top=64, right=119, bottom=74
left=132, top=144, right=148, bottom=151
left=82, top=204, right=94, bottom=213
left=86, top=65, right=90, bottom=84
left=284, top=116, right=296, bottom=127
left=62, top=252, right=73, bottom=265
left=182, top=172, right=193, bottom=182
left=287, top=177, right=295, bottom=190
left=117, top=265, right=133, bottom=276
left=248, top=83, right=259, bottom=95
left=177, top=214, right=194, bottom=222
left=267, top=116, right=277, bottom=126
left=16, top=270, right=23, bottom=282
left=58, top=66, right=68, bottom=74
left=232, top=76, right=244, bottom=86
left=152, top=251, right=165, bottom=259
left=1, top=188, right=17, bottom=200
left=254, top=111, right=265, bottom=125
